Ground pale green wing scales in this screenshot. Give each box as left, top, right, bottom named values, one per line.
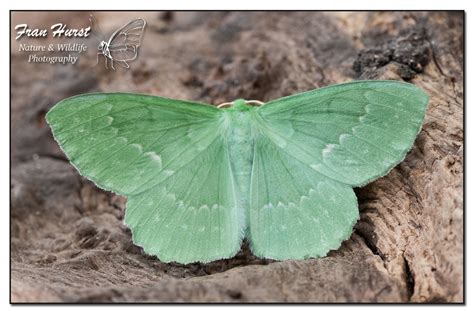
left=248, top=134, right=359, bottom=259
left=248, top=80, right=428, bottom=259
left=125, top=136, right=244, bottom=264
left=46, top=93, right=221, bottom=195
left=47, top=80, right=429, bottom=263
left=46, top=93, right=244, bottom=263
left=256, top=80, right=429, bottom=187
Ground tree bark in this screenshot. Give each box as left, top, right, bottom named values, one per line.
left=11, top=11, right=463, bottom=302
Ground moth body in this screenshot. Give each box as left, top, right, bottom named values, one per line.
left=224, top=99, right=258, bottom=226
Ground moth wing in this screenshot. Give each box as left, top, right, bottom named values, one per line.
left=247, top=80, right=428, bottom=259
left=248, top=132, right=359, bottom=259
left=125, top=136, right=244, bottom=264
left=47, top=93, right=244, bottom=263
left=256, top=80, right=429, bottom=187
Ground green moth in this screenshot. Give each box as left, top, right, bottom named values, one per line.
left=46, top=80, right=428, bottom=264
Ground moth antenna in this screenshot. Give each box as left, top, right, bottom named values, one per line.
left=216, top=100, right=265, bottom=108
left=217, top=102, right=234, bottom=108
left=245, top=100, right=265, bottom=106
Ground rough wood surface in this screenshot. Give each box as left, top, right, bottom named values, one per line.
left=11, top=11, right=463, bottom=302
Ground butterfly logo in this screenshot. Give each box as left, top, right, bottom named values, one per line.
left=89, top=15, right=146, bottom=70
